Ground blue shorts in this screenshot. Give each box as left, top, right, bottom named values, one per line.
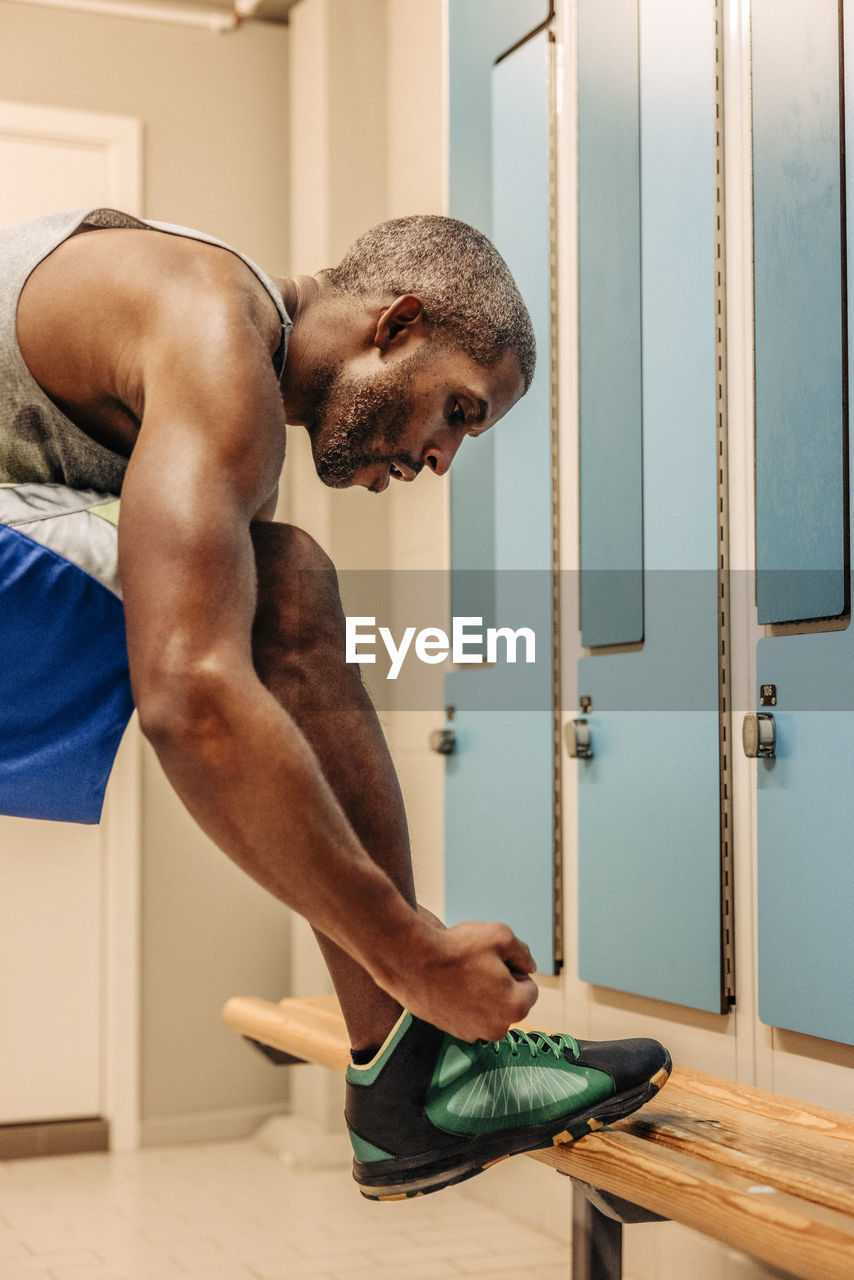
left=0, top=483, right=134, bottom=824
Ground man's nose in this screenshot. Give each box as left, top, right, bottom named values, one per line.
left=423, top=431, right=463, bottom=476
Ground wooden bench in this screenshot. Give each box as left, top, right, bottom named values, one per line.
left=223, top=993, right=854, bottom=1280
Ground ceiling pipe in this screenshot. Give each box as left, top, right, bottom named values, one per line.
left=9, top=0, right=242, bottom=33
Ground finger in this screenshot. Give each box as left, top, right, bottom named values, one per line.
left=502, top=933, right=537, bottom=975
left=507, top=975, right=539, bottom=1024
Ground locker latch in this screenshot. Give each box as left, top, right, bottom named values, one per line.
left=429, top=728, right=457, bottom=756
left=742, top=712, right=776, bottom=759
left=566, top=719, right=593, bottom=760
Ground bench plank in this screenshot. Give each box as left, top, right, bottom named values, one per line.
left=621, top=1071, right=854, bottom=1215
left=223, top=994, right=854, bottom=1280
left=225, top=994, right=350, bottom=1074
left=534, top=1127, right=854, bottom=1280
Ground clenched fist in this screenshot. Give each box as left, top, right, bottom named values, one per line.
left=381, top=918, right=539, bottom=1042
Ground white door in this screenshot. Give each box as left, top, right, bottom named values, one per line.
left=0, top=101, right=141, bottom=1126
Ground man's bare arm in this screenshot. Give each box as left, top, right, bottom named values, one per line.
left=118, top=272, right=537, bottom=1041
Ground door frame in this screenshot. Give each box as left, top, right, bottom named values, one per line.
left=0, top=99, right=142, bottom=218
left=0, top=98, right=143, bottom=1148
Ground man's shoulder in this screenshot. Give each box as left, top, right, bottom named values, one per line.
left=50, top=225, right=282, bottom=357
left=16, top=222, right=285, bottom=438
left=76, top=223, right=260, bottom=295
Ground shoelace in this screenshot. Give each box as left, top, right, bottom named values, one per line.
left=484, top=1028, right=580, bottom=1062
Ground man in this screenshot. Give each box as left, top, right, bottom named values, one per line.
left=0, top=208, right=670, bottom=1199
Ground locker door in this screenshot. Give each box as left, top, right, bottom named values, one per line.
left=575, top=0, right=725, bottom=1012
left=752, top=0, right=854, bottom=1047
left=448, top=0, right=549, bottom=599
left=444, top=5, right=557, bottom=970
left=577, top=0, right=643, bottom=649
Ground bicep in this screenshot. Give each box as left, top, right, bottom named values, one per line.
left=119, top=446, right=258, bottom=700
left=119, top=311, right=286, bottom=706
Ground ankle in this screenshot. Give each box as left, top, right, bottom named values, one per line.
left=350, top=1044, right=382, bottom=1066
left=348, top=1007, right=416, bottom=1069
left=345, top=997, right=406, bottom=1058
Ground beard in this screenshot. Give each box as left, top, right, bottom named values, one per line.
left=303, top=348, right=430, bottom=489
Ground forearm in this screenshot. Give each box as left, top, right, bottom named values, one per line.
left=142, top=673, right=425, bottom=990
left=142, top=669, right=538, bottom=1042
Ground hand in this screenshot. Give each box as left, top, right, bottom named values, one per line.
left=416, top=902, right=447, bottom=931
left=383, top=919, right=539, bottom=1042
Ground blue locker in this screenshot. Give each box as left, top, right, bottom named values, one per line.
left=753, top=0, right=854, bottom=1046
left=577, top=0, right=644, bottom=648
left=752, top=0, right=847, bottom=625
left=448, top=0, right=549, bottom=621
left=444, top=8, right=556, bottom=968
left=576, top=0, right=724, bottom=1012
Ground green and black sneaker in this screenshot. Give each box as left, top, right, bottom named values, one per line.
left=345, top=1011, right=671, bottom=1201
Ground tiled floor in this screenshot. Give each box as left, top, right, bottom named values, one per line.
left=0, top=1139, right=569, bottom=1280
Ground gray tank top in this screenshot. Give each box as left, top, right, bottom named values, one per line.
left=0, top=208, right=291, bottom=495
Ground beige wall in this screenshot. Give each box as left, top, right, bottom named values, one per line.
left=383, top=0, right=450, bottom=922
left=0, top=0, right=293, bottom=1136
left=281, top=0, right=391, bottom=570
left=0, top=1, right=290, bottom=265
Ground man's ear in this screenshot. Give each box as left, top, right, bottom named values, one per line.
left=374, top=294, right=424, bottom=351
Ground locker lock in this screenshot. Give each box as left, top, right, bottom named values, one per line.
left=566, top=719, right=593, bottom=760
left=742, top=712, right=776, bottom=759
left=429, top=728, right=457, bottom=756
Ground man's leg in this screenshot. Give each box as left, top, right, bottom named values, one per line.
left=249, top=522, right=671, bottom=1203
left=250, top=520, right=416, bottom=1053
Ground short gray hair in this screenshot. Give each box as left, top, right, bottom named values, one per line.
left=323, top=215, right=536, bottom=390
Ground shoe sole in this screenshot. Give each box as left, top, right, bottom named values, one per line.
left=353, top=1053, right=672, bottom=1201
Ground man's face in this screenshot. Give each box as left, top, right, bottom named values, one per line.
left=302, top=343, right=525, bottom=492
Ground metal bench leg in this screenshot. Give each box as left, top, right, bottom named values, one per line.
left=571, top=1181, right=623, bottom=1280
